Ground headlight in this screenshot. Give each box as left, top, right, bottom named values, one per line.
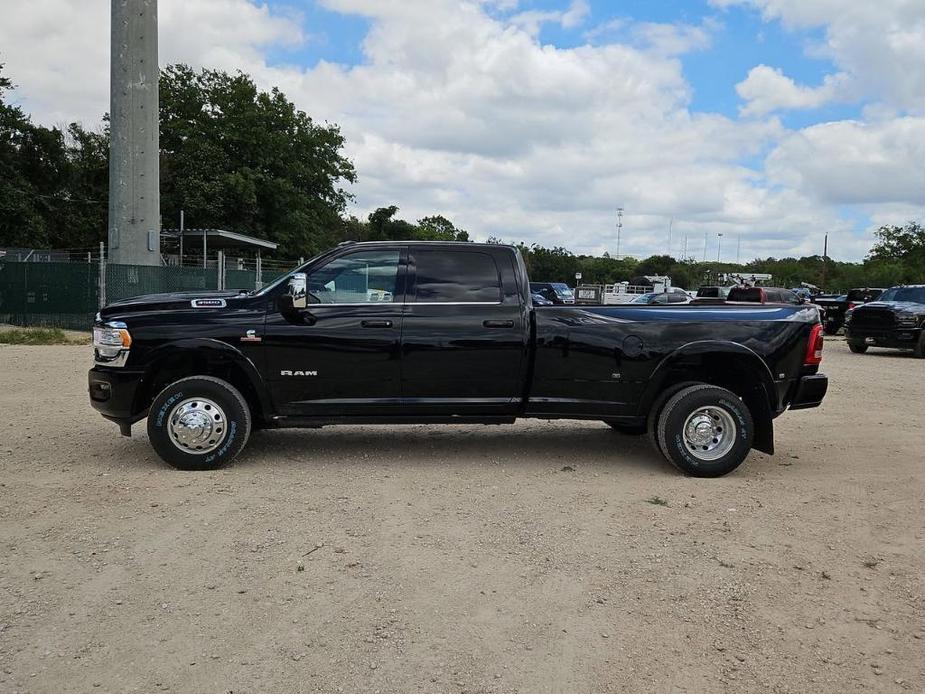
left=93, top=321, right=132, bottom=366
left=844, top=310, right=853, bottom=324
left=897, top=314, right=918, bottom=328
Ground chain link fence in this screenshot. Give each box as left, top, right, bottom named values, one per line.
left=1, top=250, right=293, bottom=331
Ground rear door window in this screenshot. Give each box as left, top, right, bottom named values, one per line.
left=413, top=250, right=502, bottom=303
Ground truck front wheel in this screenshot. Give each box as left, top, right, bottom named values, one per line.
left=656, top=384, right=754, bottom=478
left=847, top=341, right=868, bottom=354
left=147, top=376, right=252, bottom=470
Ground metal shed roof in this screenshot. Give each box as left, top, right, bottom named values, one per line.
left=161, top=228, right=278, bottom=251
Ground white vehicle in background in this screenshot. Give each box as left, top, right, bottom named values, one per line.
left=603, top=275, right=673, bottom=304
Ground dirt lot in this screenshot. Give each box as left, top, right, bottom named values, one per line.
left=0, top=339, right=922, bottom=693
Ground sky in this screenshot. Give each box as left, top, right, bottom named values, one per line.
left=2, top=0, right=924, bottom=262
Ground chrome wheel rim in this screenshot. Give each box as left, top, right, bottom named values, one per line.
left=167, top=397, right=227, bottom=454
left=682, top=406, right=736, bottom=461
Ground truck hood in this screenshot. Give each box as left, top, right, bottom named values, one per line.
left=855, top=301, right=924, bottom=314
left=98, top=290, right=246, bottom=319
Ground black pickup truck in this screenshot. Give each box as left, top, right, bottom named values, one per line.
left=815, top=288, right=884, bottom=335
left=844, top=284, right=925, bottom=357
left=89, top=241, right=828, bottom=477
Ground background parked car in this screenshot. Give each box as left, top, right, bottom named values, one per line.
left=695, top=285, right=733, bottom=299
left=844, top=284, right=925, bottom=357
left=727, top=286, right=805, bottom=305
left=629, top=288, right=691, bottom=304
left=816, top=288, right=885, bottom=334
left=529, top=282, right=575, bottom=304
left=531, top=291, right=554, bottom=306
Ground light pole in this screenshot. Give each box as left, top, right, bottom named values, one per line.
left=616, top=207, right=624, bottom=258
left=717, top=233, right=724, bottom=262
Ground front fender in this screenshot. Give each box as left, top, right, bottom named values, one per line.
left=135, top=338, right=272, bottom=419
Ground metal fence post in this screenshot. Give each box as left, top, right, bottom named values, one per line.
left=217, top=250, right=224, bottom=290
left=98, top=241, right=106, bottom=309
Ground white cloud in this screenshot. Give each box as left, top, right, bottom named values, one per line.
left=714, top=0, right=925, bottom=114
left=585, top=18, right=717, bottom=56
left=0, top=0, right=303, bottom=127
left=509, top=0, right=589, bottom=36
left=1, top=0, right=922, bottom=261
left=736, top=64, right=849, bottom=116
left=766, top=117, right=925, bottom=207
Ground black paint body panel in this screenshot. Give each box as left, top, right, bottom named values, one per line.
left=89, top=242, right=826, bottom=445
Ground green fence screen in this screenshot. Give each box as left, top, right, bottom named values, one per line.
left=106, top=264, right=218, bottom=303
left=0, top=262, right=99, bottom=330
left=1, top=261, right=293, bottom=330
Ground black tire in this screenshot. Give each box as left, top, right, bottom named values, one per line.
left=603, top=421, right=646, bottom=435
left=823, top=323, right=840, bottom=336
left=656, top=384, right=754, bottom=478
left=847, top=341, right=868, bottom=354
left=645, top=381, right=699, bottom=457
left=913, top=332, right=925, bottom=359
left=147, top=376, right=252, bottom=470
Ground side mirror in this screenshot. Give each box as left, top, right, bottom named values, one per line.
left=280, top=272, right=307, bottom=311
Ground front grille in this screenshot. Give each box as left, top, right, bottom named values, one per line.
left=852, top=309, right=896, bottom=329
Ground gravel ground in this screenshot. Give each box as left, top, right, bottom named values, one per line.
left=0, top=339, right=922, bottom=693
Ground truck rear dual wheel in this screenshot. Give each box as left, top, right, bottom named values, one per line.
left=656, top=384, right=754, bottom=478
left=147, top=376, right=252, bottom=471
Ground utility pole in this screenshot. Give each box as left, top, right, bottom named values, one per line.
left=736, top=233, right=741, bottom=264
left=616, top=207, right=624, bottom=259
left=683, top=234, right=688, bottom=261
left=703, top=231, right=708, bottom=263
left=717, top=233, right=724, bottom=262
left=668, top=218, right=673, bottom=257
left=822, top=233, right=828, bottom=289
left=108, top=0, right=160, bottom=266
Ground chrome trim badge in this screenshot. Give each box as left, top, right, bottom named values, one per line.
left=191, top=298, right=227, bottom=308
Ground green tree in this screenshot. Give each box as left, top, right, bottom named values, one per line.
left=417, top=215, right=469, bottom=241
left=866, top=222, right=925, bottom=283
left=0, top=65, right=108, bottom=249
left=158, top=64, right=356, bottom=257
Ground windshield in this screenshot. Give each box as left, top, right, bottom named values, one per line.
left=877, top=286, right=925, bottom=304
left=550, top=283, right=574, bottom=298
left=631, top=293, right=659, bottom=304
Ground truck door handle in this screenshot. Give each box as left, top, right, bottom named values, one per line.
left=483, top=320, right=514, bottom=328
left=361, top=319, right=392, bottom=328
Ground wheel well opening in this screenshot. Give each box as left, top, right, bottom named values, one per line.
left=647, top=352, right=775, bottom=454
left=139, top=352, right=265, bottom=424
left=663, top=353, right=766, bottom=400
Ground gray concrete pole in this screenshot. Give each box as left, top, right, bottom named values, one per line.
left=108, top=0, right=160, bottom=266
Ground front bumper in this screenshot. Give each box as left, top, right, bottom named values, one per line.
left=845, top=326, right=922, bottom=348
left=88, top=367, right=147, bottom=427
left=789, top=373, right=828, bottom=410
